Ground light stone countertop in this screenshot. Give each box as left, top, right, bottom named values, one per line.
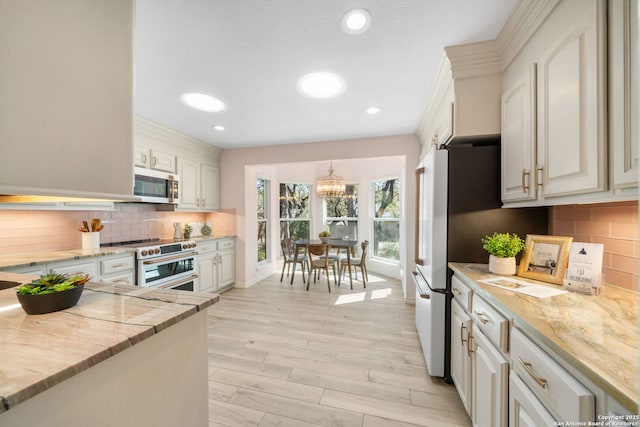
left=0, top=235, right=236, bottom=271
left=449, top=262, right=639, bottom=412
left=0, top=247, right=134, bottom=270
left=0, top=277, right=219, bottom=413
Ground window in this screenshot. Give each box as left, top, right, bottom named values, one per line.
left=373, top=178, right=400, bottom=261
left=279, top=183, right=310, bottom=241
left=325, top=184, right=358, bottom=240
left=257, top=178, right=269, bottom=263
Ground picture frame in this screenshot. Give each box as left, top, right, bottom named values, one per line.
left=517, top=234, right=573, bottom=285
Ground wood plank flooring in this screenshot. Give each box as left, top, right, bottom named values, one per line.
left=207, top=271, right=471, bottom=427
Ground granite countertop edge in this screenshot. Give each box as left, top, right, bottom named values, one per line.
left=0, top=235, right=236, bottom=270
left=0, top=280, right=219, bottom=414
left=448, top=262, right=639, bottom=412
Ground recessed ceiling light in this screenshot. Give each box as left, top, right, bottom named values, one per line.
left=297, top=72, right=346, bottom=99
left=180, top=92, right=226, bottom=112
left=342, top=8, right=372, bottom=35
left=212, top=125, right=225, bottom=131
left=366, top=107, right=381, bottom=115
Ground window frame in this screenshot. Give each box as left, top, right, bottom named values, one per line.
left=371, top=177, right=401, bottom=263
left=257, top=177, right=269, bottom=265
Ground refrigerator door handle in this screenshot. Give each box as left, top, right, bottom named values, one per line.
left=412, top=271, right=447, bottom=295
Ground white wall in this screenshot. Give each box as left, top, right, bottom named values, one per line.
left=220, top=134, right=420, bottom=301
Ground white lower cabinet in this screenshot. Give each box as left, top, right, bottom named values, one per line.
left=450, top=297, right=473, bottom=415
left=98, top=254, right=135, bottom=285
left=511, top=327, right=595, bottom=422
left=196, top=239, right=235, bottom=292
left=510, top=372, right=556, bottom=427
left=470, top=323, right=509, bottom=427
left=49, top=260, right=98, bottom=278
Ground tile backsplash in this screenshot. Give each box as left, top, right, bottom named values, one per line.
left=551, top=201, right=639, bottom=292
left=0, top=204, right=236, bottom=256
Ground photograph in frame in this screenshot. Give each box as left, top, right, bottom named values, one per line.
left=517, top=234, right=573, bottom=285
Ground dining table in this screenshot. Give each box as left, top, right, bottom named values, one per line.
left=293, top=239, right=359, bottom=289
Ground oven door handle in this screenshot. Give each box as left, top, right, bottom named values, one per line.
left=159, top=274, right=199, bottom=289
left=142, top=251, right=198, bottom=265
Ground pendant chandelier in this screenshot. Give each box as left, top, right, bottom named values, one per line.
left=316, top=162, right=346, bottom=198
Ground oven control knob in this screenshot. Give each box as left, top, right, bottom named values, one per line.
left=155, top=248, right=161, bottom=254
left=141, top=250, right=148, bottom=256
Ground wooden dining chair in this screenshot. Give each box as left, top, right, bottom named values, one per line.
left=280, top=238, right=307, bottom=284
left=339, top=240, right=369, bottom=289
left=306, top=243, right=337, bottom=292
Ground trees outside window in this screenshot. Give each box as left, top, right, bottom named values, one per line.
left=279, top=183, right=310, bottom=242
left=373, top=178, right=400, bottom=261
left=257, top=178, right=269, bottom=263
left=325, top=184, right=358, bottom=240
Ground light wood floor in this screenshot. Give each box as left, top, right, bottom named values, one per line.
left=207, top=271, right=471, bottom=427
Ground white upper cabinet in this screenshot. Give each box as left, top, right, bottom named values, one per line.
left=498, top=0, right=636, bottom=206
left=610, top=0, right=639, bottom=191
left=536, top=0, right=607, bottom=198
left=134, top=117, right=221, bottom=212
left=416, top=40, right=502, bottom=157
left=501, top=65, right=537, bottom=202
left=0, top=1, right=134, bottom=199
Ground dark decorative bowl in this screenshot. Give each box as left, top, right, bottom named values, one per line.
left=17, top=284, right=85, bottom=315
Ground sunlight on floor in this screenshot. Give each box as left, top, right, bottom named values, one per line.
left=334, top=287, right=393, bottom=305
left=371, top=288, right=392, bottom=299
left=334, top=292, right=366, bottom=305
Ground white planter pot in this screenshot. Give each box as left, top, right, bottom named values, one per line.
left=488, top=255, right=516, bottom=276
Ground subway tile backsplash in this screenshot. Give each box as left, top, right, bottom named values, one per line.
left=0, top=205, right=236, bottom=257
left=551, top=201, right=639, bottom=292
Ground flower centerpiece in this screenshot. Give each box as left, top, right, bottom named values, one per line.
left=16, top=273, right=90, bottom=315
left=481, top=232, right=525, bottom=275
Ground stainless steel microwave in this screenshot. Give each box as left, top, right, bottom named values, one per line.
left=133, top=167, right=179, bottom=204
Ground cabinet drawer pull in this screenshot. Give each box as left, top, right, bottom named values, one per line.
left=111, top=263, right=127, bottom=268
left=518, top=356, right=547, bottom=389
left=466, top=331, right=474, bottom=356
left=536, top=165, right=544, bottom=188
left=474, top=310, right=490, bottom=324
left=112, top=278, right=129, bottom=283
left=452, top=288, right=461, bottom=297
left=460, top=324, right=467, bottom=346
left=521, top=168, right=529, bottom=192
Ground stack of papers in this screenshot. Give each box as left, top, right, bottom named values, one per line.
left=479, top=277, right=568, bottom=299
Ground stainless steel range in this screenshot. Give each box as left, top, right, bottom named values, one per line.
left=102, top=239, right=198, bottom=290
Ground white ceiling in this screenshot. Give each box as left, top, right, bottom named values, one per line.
left=134, top=0, right=519, bottom=149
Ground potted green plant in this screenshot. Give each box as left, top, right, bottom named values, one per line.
left=16, top=273, right=90, bottom=315
left=183, top=223, right=193, bottom=239
left=318, top=230, right=331, bottom=242
left=481, top=232, right=525, bottom=275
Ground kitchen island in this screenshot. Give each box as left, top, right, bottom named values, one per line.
left=0, top=275, right=218, bottom=427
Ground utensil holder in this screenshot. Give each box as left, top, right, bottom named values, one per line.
left=82, top=232, right=100, bottom=250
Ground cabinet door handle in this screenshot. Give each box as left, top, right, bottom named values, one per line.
left=142, top=154, right=147, bottom=164
left=518, top=357, right=547, bottom=389
left=202, top=198, right=205, bottom=207
left=536, top=165, right=543, bottom=188
left=152, top=157, right=157, bottom=166
left=466, top=331, right=474, bottom=356
left=474, top=310, right=490, bottom=324
left=521, top=169, right=529, bottom=193
left=460, top=324, right=467, bottom=346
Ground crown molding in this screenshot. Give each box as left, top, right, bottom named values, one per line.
left=496, top=0, right=561, bottom=70
left=444, top=40, right=501, bottom=79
